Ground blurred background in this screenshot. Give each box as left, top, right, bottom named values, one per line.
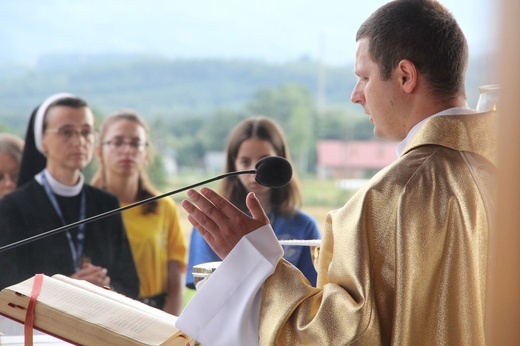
left=0, top=0, right=499, bottom=230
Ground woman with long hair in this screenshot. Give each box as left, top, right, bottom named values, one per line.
left=92, top=110, right=187, bottom=315
left=186, top=116, right=321, bottom=288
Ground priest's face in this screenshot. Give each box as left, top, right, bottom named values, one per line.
left=351, top=38, right=408, bottom=141
left=42, top=106, right=95, bottom=174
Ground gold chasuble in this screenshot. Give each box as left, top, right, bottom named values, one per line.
left=259, top=112, right=497, bottom=345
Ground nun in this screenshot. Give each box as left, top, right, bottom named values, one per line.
left=0, top=93, right=139, bottom=298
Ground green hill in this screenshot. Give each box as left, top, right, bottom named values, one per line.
left=0, top=55, right=355, bottom=128
left=1, top=53, right=497, bottom=117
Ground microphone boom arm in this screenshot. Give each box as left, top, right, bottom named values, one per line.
left=0, top=169, right=255, bottom=253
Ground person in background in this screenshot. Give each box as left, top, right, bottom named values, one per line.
left=0, top=133, right=24, bottom=198
left=91, top=110, right=187, bottom=315
left=176, top=1, right=496, bottom=344
left=0, top=93, right=139, bottom=299
left=186, top=116, right=321, bottom=289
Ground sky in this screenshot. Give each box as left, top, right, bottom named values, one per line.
left=0, top=0, right=498, bottom=66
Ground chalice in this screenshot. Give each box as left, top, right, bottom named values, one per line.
left=192, top=240, right=322, bottom=290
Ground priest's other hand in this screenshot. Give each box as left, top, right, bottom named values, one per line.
left=181, top=187, right=270, bottom=259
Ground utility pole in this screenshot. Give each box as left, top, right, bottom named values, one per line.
left=317, top=31, right=327, bottom=118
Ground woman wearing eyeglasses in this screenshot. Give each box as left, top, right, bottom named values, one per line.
left=91, top=110, right=187, bottom=315
left=0, top=93, right=139, bottom=298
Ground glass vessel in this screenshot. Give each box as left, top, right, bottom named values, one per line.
left=476, top=84, right=500, bottom=112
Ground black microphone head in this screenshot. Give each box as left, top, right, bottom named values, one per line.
left=255, top=156, right=293, bottom=188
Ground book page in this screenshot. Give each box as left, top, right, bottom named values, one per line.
left=0, top=276, right=186, bottom=345
left=52, top=274, right=178, bottom=324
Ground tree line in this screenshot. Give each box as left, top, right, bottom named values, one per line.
left=0, top=54, right=497, bottom=187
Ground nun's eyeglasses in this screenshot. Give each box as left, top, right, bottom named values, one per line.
left=45, top=127, right=95, bottom=141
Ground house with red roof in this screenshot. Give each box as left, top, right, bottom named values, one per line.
left=317, top=140, right=399, bottom=179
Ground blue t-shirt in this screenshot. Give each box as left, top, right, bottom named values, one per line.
left=186, top=210, right=321, bottom=288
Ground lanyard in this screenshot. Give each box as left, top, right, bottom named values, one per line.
left=41, top=172, right=86, bottom=272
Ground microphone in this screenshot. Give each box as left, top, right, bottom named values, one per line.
left=0, top=156, right=292, bottom=253
left=255, top=155, right=293, bottom=188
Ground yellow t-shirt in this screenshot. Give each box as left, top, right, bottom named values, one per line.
left=121, top=197, right=187, bottom=297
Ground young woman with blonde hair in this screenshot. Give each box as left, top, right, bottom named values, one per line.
left=92, top=110, right=187, bottom=315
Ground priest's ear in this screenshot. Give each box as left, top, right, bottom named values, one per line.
left=396, top=59, right=417, bottom=94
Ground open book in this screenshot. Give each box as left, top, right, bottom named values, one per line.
left=0, top=274, right=194, bottom=345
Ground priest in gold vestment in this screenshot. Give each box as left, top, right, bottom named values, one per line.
left=177, top=1, right=497, bottom=345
